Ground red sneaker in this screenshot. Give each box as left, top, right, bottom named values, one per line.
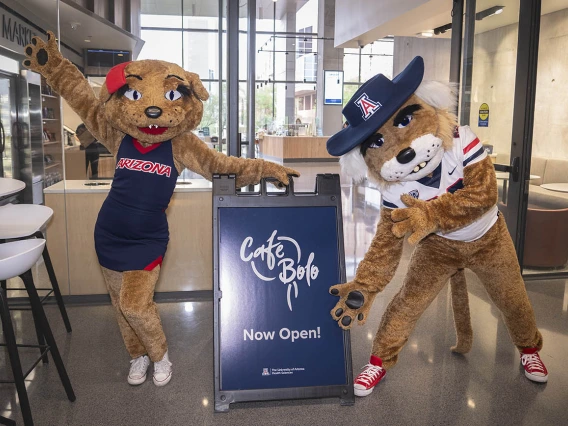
left=354, top=355, right=386, bottom=397
left=520, top=348, right=548, bottom=383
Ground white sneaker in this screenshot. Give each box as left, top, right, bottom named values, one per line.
left=128, top=355, right=150, bottom=385
left=153, top=351, right=173, bottom=387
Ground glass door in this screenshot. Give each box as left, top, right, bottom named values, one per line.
left=460, top=1, right=520, bottom=224
left=0, top=74, right=16, bottom=179
left=522, top=0, right=568, bottom=278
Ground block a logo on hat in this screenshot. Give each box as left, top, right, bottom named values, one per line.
left=355, top=93, right=382, bottom=120
left=326, top=56, right=425, bottom=157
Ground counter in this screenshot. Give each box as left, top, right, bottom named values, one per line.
left=259, top=135, right=337, bottom=162
left=44, top=179, right=213, bottom=296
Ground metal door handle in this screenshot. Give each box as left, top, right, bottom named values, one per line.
left=510, top=156, right=520, bottom=182
left=0, top=121, right=4, bottom=153
left=493, top=156, right=520, bottom=182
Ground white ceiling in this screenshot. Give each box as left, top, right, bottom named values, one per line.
left=380, top=0, right=568, bottom=40
left=141, top=0, right=309, bottom=20
left=336, top=0, right=568, bottom=47
left=15, top=0, right=144, bottom=56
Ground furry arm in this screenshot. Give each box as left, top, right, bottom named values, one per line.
left=23, top=31, right=123, bottom=154
left=352, top=208, right=404, bottom=291
left=172, top=133, right=299, bottom=187
left=329, top=208, right=404, bottom=330
left=391, top=156, right=498, bottom=244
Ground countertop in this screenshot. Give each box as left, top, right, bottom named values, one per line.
left=44, top=179, right=213, bottom=194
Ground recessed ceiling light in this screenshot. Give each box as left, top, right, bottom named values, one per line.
left=84, top=39, right=91, bottom=42
left=419, top=32, right=433, bottom=37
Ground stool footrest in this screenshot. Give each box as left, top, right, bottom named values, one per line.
left=0, top=343, right=49, bottom=349
left=6, top=288, right=55, bottom=292
left=0, top=346, right=51, bottom=382
left=7, top=290, right=55, bottom=309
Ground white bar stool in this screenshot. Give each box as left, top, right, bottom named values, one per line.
left=0, top=240, right=75, bottom=426
left=0, top=178, right=25, bottom=200
left=0, top=203, right=72, bottom=333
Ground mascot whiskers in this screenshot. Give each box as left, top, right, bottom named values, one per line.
left=326, top=56, right=548, bottom=397
left=23, top=32, right=298, bottom=387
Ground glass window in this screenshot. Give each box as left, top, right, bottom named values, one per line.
left=139, top=29, right=183, bottom=66
left=141, top=14, right=183, bottom=29
left=296, top=0, right=319, bottom=33
left=343, top=39, right=393, bottom=84
left=343, top=48, right=360, bottom=83
left=343, top=83, right=360, bottom=108
left=183, top=31, right=219, bottom=79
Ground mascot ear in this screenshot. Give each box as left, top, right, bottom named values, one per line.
left=185, top=72, right=209, bottom=101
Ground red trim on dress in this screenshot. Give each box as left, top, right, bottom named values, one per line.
left=144, top=256, right=163, bottom=271
left=463, top=137, right=480, bottom=154
left=133, top=138, right=162, bottom=154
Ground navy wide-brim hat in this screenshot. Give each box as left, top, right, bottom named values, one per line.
left=327, top=56, right=424, bottom=156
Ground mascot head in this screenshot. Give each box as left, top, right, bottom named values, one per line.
left=327, top=56, right=457, bottom=186
left=99, top=60, right=210, bottom=144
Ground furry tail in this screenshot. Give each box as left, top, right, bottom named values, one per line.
left=450, top=269, right=473, bottom=354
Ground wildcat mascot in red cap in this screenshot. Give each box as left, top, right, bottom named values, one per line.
left=24, top=32, right=298, bottom=387
left=327, top=56, right=548, bottom=397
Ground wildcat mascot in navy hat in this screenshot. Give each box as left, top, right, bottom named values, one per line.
left=327, top=56, right=548, bottom=397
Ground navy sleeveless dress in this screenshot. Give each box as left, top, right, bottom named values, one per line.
left=94, top=135, right=179, bottom=272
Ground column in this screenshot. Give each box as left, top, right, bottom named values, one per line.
left=316, top=0, right=343, bottom=137
left=285, top=11, right=296, bottom=125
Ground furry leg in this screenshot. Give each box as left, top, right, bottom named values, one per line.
left=119, top=266, right=168, bottom=362
left=372, top=236, right=460, bottom=369
left=101, top=267, right=147, bottom=358
left=450, top=269, right=473, bottom=354
left=468, top=216, right=543, bottom=351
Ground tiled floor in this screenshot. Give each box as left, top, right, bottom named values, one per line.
left=2, top=171, right=568, bottom=425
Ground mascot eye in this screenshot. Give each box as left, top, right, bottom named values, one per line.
left=397, top=115, right=412, bottom=128
left=124, top=89, right=142, bottom=101
left=370, top=136, right=384, bottom=148
left=165, top=90, right=182, bottom=101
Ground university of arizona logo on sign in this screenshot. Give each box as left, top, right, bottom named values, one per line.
left=355, top=93, right=382, bottom=120
left=409, top=189, right=419, bottom=199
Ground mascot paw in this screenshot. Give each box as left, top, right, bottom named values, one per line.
left=22, top=31, right=63, bottom=74
left=391, top=194, right=437, bottom=245
left=262, top=163, right=300, bottom=188
left=329, top=281, right=378, bottom=330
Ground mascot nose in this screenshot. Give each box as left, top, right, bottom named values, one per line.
left=396, top=147, right=416, bottom=164
left=145, top=106, right=162, bottom=118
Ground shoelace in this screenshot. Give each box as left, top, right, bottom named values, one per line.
left=521, top=353, right=546, bottom=373
left=130, top=356, right=149, bottom=376
left=154, top=358, right=172, bottom=375
left=357, top=364, right=383, bottom=385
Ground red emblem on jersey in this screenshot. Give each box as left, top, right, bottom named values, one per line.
left=355, top=93, right=382, bottom=120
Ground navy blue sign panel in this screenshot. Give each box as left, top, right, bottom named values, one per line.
left=213, top=174, right=354, bottom=412
left=219, top=206, right=345, bottom=390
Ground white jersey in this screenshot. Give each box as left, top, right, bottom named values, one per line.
left=381, top=125, right=498, bottom=242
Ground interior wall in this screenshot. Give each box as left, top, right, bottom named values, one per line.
left=470, top=8, right=568, bottom=161
left=393, top=37, right=451, bottom=82
left=468, top=21, right=518, bottom=157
